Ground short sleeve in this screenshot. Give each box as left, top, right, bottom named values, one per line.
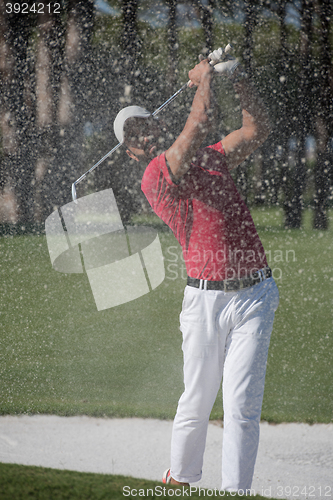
left=159, top=154, right=180, bottom=186
left=208, top=141, right=226, bottom=156
left=142, top=153, right=179, bottom=190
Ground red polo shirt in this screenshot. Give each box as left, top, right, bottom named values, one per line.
left=141, top=142, right=268, bottom=281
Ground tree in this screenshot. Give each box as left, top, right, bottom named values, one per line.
left=0, top=1, right=95, bottom=224
left=193, top=0, right=214, bottom=53
left=34, top=7, right=65, bottom=220
left=165, top=0, right=178, bottom=89
left=274, top=0, right=292, bottom=211
left=121, top=0, right=141, bottom=62
left=284, top=0, right=314, bottom=228
left=313, top=0, right=333, bottom=229
left=0, top=5, right=33, bottom=223
left=37, top=0, right=94, bottom=219
left=234, top=0, right=260, bottom=204
left=243, top=0, right=259, bottom=79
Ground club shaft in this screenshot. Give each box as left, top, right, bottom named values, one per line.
left=77, top=142, right=122, bottom=185
left=72, top=143, right=122, bottom=201
left=152, top=82, right=189, bottom=117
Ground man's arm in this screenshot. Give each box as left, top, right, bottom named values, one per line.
left=221, top=67, right=271, bottom=170
left=165, top=60, right=215, bottom=180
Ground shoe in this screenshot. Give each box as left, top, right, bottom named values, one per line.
left=162, top=468, right=172, bottom=484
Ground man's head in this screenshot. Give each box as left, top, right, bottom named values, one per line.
left=114, top=106, right=167, bottom=163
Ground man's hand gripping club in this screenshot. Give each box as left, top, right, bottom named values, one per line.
left=166, top=43, right=245, bottom=180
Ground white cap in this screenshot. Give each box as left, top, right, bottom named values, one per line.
left=113, top=105, right=151, bottom=143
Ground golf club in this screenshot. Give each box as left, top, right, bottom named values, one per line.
left=71, top=43, right=233, bottom=203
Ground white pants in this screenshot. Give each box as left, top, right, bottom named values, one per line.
left=170, top=277, right=279, bottom=491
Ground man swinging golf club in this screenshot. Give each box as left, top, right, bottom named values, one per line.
left=113, top=48, right=279, bottom=493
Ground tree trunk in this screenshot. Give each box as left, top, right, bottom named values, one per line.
left=35, top=1, right=94, bottom=220
left=193, top=0, right=214, bottom=53
left=235, top=0, right=259, bottom=204
left=243, top=0, right=258, bottom=79
left=276, top=1, right=291, bottom=217
left=166, top=0, right=178, bottom=89
left=121, top=0, right=140, bottom=62
left=0, top=7, right=33, bottom=223
left=34, top=9, right=64, bottom=220
left=284, top=0, right=313, bottom=228
left=313, top=0, right=332, bottom=229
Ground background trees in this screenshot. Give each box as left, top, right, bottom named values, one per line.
left=0, top=0, right=332, bottom=229
left=0, top=0, right=95, bottom=224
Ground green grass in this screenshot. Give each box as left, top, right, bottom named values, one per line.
left=251, top=207, right=333, bottom=423
left=0, top=207, right=332, bottom=422
left=0, top=463, right=278, bottom=500
left=134, top=206, right=333, bottom=423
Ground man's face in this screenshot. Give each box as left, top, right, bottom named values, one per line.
left=124, top=116, right=167, bottom=162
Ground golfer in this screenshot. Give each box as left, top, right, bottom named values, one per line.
left=114, top=51, right=279, bottom=493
